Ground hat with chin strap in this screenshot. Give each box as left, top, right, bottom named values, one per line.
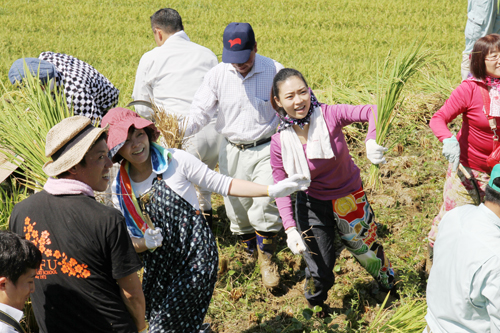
left=101, top=107, right=160, bottom=163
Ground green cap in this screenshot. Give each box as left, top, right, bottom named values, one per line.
left=489, top=164, right=500, bottom=192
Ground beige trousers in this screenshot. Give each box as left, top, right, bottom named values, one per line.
left=218, top=140, right=282, bottom=235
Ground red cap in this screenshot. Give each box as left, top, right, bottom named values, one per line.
left=101, top=108, right=160, bottom=160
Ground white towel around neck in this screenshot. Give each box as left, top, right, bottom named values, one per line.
left=280, top=106, right=334, bottom=179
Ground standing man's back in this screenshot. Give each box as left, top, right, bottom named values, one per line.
left=10, top=116, right=146, bottom=333
left=132, top=8, right=222, bottom=224
left=133, top=26, right=217, bottom=118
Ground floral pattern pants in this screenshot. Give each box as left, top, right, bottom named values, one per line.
left=296, top=187, right=394, bottom=305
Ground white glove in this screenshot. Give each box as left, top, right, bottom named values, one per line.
left=285, top=227, right=306, bottom=255
left=144, top=228, right=163, bottom=249
left=366, top=139, right=388, bottom=165
left=442, top=136, right=461, bottom=172
left=268, top=174, right=311, bottom=198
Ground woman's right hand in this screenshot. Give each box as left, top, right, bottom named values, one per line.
left=144, top=228, right=163, bottom=249
left=442, top=136, right=461, bottom=171
left=285, top=227, right=306, bottom=255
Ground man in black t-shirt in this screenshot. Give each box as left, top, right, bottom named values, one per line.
left=9, top=116, right=147, bottom=333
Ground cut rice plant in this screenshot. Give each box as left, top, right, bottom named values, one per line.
left=0, top=63, right=72, bottom=190
left=151, top=102, right=187, bottom=150
left=365, top=293, right=427, bottom=333
left=367, top=40, right=431, bottom=189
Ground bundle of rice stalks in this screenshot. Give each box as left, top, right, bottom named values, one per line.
left=365, top=294, right=427, bottom=333
left=151, top=102, right=187, bottom=149
left=0, top=63, right=72, bottom=190
left=367, top=40, right=431, bottom=189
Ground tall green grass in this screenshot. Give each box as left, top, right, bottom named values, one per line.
left=0, top=178, right=29, bottom=230
left=0, top=66, right=72, bottom=189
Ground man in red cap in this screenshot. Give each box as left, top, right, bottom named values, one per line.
left=184, top=22, right=284, bottom=289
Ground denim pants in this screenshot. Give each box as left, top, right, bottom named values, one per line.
left=296, top=188, right=394, bottom=305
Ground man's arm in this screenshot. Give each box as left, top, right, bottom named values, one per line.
left=183, top=68, right=219, bottom=137
left=117, top=272, right=147, bottom=332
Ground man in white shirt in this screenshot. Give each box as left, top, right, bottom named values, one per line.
left=132, top=8, right=222, bottom=225
left=185, top=22, right=284, bottom=289
left=425, top=164, right=500, bottom=332
left=0, top=231, right=41, bottom=333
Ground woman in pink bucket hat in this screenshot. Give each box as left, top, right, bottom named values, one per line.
left=101, top=107, right=309, bottom=333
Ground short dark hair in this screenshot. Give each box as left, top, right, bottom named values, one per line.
left=0, top=231, right=41, bottom=285
left=150, top=8, right=184, bottom=34
left=270, top=68, right=308, bottom=117
left=57, top=132, right=108, bottom=178
left=485, top=178, right=500, bottom=205
left=470, top=34, right=500, bottom=80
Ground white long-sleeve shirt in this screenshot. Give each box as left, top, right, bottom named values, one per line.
left=0, top=303, right=24, bottom=333
left=112, top=148, right=232, bottom=211
left=184, top=54, right=283, bottom=143
left=426, top=204, right=500, bottom=332
left=132, top=31, right=218, bottom=119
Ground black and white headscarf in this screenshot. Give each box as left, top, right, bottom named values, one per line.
left=277, top=89, right=321, bottom=132
left=39, top=52, right=119, bottom=124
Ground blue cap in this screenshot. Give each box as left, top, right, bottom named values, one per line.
left=8, top=58, right=59, bottom=85
left=222, top=22, right=255, bottom=64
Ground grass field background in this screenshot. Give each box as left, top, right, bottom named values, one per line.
left=1, top=0, right=465, bottom=97
left=1, top=0, right=468, bottom=332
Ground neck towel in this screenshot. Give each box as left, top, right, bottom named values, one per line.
left=43, top=177, right=94, bottom=197
left=115, top=142, right=171, bottom=238
left=280, top=102, right=334, bottom=179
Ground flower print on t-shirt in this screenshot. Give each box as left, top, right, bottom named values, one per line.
left=23, top=216, right=91, bottom=279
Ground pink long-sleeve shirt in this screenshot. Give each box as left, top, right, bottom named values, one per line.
left=429, top=80, right=494, bottom=174
left=270, top=103, right=377, bottom=230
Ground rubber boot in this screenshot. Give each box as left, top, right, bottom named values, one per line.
left=238, top=233, right=257, bottom=257
left=256, top=231, right=280, bottom=289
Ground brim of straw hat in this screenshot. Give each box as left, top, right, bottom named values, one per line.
left=0, top=150, right=23, bottom=183
left=42, top=125, right=109, bottom=177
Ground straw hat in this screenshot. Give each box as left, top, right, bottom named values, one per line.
left=0, top=150, right=23, bottom=184
left=43, top=116, right=109, bottom=177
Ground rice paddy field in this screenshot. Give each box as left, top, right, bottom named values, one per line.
left=0, top=0, right=468, bottom=332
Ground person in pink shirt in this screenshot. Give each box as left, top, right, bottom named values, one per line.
left=269, top=68, right=394, bottom=316
left=427, top=34, right=500, bottom=257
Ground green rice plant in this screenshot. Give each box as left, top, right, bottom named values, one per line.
left=0, top=178, right=29, bottom=230
left=418, top=70, right=457, bottom=97
left=0, top=63, right=72, bottom=190
left=367, top=41, right=431, bottom=189
left=365, top=293, right=427, bottom=333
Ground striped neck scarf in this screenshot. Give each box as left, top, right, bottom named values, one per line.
left=115, top=142, right=171, bottom=238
